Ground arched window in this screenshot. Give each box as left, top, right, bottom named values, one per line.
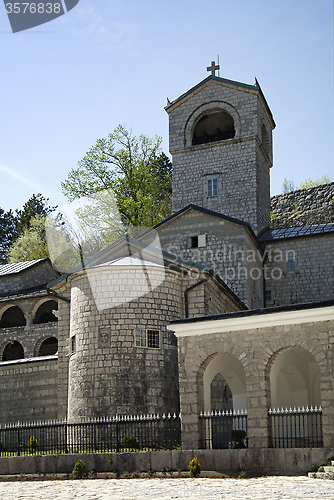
left=0, top=306, right=26, bottom=328
left=2, top=340, right=24, bottom=361
left=33, top=300, right=58, bottom=324
left=38, top=337, right=58, bottom=356
left=193, top=111, right=235, bottom=145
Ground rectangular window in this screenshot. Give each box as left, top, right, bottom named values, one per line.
left=287, top=260, right=295, bottom=272
left=265, top=290, right=272, bottom=301
left=207, top=178, right=218, bottom=197
left=190, top=234, right=206, bottom=248
left=67, top=335, right=76, bottom=356
left=135, top=329, right=160, bottom=348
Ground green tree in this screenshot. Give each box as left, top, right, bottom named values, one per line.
left=281, top=178, right=296, bottom=193
left=300, top=175, right=331, bottom=189
left=8, top=215, right=49, bottom=263
left=14, top=193, right=57, bottom=238
left=61, top=125, right=172, bottom=228
left=0, top=208, right=16, bottom=263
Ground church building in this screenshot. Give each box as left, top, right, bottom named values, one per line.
left=0, top=63, right=333, bottom=451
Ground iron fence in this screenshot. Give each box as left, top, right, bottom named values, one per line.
left=269, top=407, right=323, bottom=448
left=199, top=410, right=248, bottom=449
left=0, top=413, right=181, bottom=456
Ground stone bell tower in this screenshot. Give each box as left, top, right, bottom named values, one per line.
left=165, top=62, right=275, bottom=234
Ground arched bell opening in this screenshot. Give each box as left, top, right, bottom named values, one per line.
left=192, top=110, right=235, bottom=145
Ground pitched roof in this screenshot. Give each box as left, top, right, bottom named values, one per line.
left=144, top=204, right=263, bottom=251
left=165, top=75, right=275, bottom=128
left=0, top=259, right=46, bottom=277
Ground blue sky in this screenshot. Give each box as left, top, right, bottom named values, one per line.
left=0, top=0, right=333, bottom=213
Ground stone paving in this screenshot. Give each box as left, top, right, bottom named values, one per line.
left=0, top=476, right=333, bottom=500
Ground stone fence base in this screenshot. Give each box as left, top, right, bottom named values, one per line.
left=0, top=448, right=333, bottom=476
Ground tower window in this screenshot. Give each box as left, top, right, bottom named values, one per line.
left=135, top=329, right=160, bottom=348
left=207, top=178, right=218, bottom=197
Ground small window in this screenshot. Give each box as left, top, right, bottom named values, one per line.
left=190, top=234, right=206, bottom=248
left=191, top=235, right=198, bottom=248
left=207, top=178, right=218, bottom=197
left=287, top=260, right=295, bottom=272
left=67, top=336, right=76, bottom=356
left=265, top=290, right=272, bottom=301
left=135, top=329, right=160, bottom=349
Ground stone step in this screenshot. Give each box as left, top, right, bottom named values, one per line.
left=324, top=466, right=334, bottom=473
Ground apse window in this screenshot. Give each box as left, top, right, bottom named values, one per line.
left=135, top=329, right=160, bottom=348
left=207, top=178, right=218, bottom=197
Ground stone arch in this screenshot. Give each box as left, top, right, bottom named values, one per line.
left=184, top=101, right=241, bottom=147
left=266, top=346, right=321, bottom=409
left=197, top=352, right=247, bottom=414
left=0, top=306, right=26, bottom=328
left=34, top=336, right=58, bottom=357
left=33, top=300, right=58, bottom=324
left=1, top=340, right=24, bottom=361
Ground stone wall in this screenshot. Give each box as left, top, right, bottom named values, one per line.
left=264, top=233, right=334, bottom=306
left=155, top=209, right=262, bottom=309
left=270, top=182, right=334, bottom=226
left=0, top=357, right=58, bottom=424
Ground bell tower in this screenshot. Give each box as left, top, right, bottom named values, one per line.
left=165, top=64, right=275, bottom=234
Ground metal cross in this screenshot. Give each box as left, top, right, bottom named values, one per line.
left=207, top=60, right=220, bottom=76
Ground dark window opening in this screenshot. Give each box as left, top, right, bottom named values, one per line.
left=33, top=300, right=58, bottom=324
left=191, top=236, right=198, bottom=248
left=2, top=340, right=24, bottom=361
left=193, top=111, right=235, bottom=145
left=0, top=306, right=26, bottom=328
left=38, top=337, right=58, bottom=356
left=265, top=290, right=272, bottom=301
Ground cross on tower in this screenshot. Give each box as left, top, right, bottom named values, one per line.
left=207, top=60, right=220, bottom=76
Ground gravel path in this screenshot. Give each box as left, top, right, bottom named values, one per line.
left=0, top=476, right=333, bottom=499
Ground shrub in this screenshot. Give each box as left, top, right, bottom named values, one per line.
left=29, top=436, right=38, bottom=450
left=72, top=460, right=88, bottom=479
left=123, top=436, right=139, bottom=449
left=188, top=457, right=201, bottom=478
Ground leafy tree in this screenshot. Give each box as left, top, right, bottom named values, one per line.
left=61, top=125, right=172, bottom=228
left=282, top=175, right=331, bottom=193
left=300, top=175, right=331, bottom=189
left=281, top=178, right=296, bottom=193
left=14, top=193, right=57, bottom=238
left=0, top=208, right=16, bottom=264
left=8, top=215, right=49, bottom=263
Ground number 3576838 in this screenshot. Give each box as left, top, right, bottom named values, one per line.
left=5, top=3, right=61, bottom=14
